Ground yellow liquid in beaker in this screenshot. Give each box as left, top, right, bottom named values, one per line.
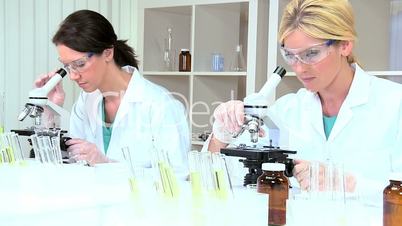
left=129, top=177, right=139, bottom=194
left=214, top=169, right=228, bottom=199
left=190, top=171, right=202, bottom=196
left=158, top=162, right=180, bottom=198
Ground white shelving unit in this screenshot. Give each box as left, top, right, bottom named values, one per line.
left=137, top=0, right=272, bottom=149
left=137, top=0, right=402, bottom=149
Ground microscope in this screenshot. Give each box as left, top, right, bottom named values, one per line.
left=13, top=68, right=71, bottom=157
left=17, top=68, right=70, bottom=129
left=220, top=66, right=297, bottom=186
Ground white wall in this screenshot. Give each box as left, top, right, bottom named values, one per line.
left=0, top=0, right=138, bottom=132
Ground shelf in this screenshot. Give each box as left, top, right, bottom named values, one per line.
left=142, top=71, right=247, bottom=77
left=193, top=71, right=247, bottom=76
left=143, top=71, right=191, bottom=76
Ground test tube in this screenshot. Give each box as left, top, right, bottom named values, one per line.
left=10, top=133, right=24, bottom=162
left=30, top=134, right=41, bottom=162
left=2, top=133, right=16, bottom=163
left=188, top=150, right=202, bottom=196
left=121, top=146, right=138, bottom=194
left=150, top=140, right=179, bottom=197
left=198, top=152, right=214, bottom=195
left=211, top=152, right=229, bottom=199
left=51, top=136, right=63, bottom=164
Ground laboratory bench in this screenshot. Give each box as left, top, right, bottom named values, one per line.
left=0, top=161, right=382, bottom=226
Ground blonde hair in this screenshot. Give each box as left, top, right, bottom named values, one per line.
left=278, top=0, right=357, bottom=64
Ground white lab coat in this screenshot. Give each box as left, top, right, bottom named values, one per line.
left=268, top=64, right=402, bottom=202
left=204, top=64, right=402, bottom=202
left=69, top=66, right=189, bottom=175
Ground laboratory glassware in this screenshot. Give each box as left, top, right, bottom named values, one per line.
left=230, top=44, right=246, bottom=72
left=257, top=162, right=289, bottom=226
left=179, top=49, right=191, bottom=72
left=163, top=27, right=174, bottom=71
left=383, top=174, right=402, bottom=226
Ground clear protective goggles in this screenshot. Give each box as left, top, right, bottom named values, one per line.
left=280, top=40, right=335, bottom=65
left=60, top=52, right=94, bottom=73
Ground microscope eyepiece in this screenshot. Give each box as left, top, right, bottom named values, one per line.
left=56, top=68, right=67, bottom=78
left=273, top=66, right=286, bottom=78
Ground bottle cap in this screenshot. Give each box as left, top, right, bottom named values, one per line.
left=389, top=172, right=402, bottom=181
left=181, top=48, right=189, bottom=52
left=262, top=163, right=285, bottom=171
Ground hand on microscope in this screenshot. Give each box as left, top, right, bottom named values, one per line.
left=293, top=159, right=357, bottom=192
left=34, top=70, right=66, bottom=106
left=66, top=138, right=112, bottom=166
left=209, top=100, right=265, bottom=152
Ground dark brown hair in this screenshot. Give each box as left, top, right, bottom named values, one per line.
left=52, top=9, right=139, bottom=69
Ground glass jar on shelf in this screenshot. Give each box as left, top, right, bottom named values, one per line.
left=179, top=49, right=191, bottom=72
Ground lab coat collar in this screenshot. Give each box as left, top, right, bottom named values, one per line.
left=304, top=64, right=370, bottom=141
left=343, top=63, right=370, bottom=108
left=86, top=66, right=146, bottom=136
left=121, top=66, right=146, bottom=103
left=327, top=64, right=370, bottom=141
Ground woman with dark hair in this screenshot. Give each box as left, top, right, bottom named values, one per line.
left=35, top=10, right=189, bottom=172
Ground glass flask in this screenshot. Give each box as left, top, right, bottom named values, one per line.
left=230, top=44, right=246, bottom=72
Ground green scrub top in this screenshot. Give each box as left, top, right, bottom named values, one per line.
left=323, top=115, right=337, bottom=140
left=102, top=100, right=113, bottom=154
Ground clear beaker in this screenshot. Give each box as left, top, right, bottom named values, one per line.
left=308, top=160, right=345, bottom=200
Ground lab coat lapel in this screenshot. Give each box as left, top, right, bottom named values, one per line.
left=85, top=90, right=105, bottom=150
left=306, top=93, right=326, bottom=140
left=107, top=68, right=146, bottom=150
left=85, top=90, right=103, bottom=136
left=328, top=65, right=370, bottom=141
left=112, top=69, right=145, bottom=128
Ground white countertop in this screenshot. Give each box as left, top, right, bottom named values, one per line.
left=0, top=162, right=382, bottom=226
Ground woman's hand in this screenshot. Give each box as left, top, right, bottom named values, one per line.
left=66, top=138, right=111, bottom=166
left=34, top=70, right=65, bottom=106
left=212, top=100, right=245, bottom=144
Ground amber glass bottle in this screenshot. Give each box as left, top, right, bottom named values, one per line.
left=383, top=174, right=402, bottom=226
left=257, top=163, right=289, bottom=226
left=179, top=49, right=191, bottom=72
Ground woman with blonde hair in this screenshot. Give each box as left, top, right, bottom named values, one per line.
left=206, top=0, right=402, bottom=202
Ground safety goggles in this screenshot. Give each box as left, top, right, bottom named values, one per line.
left=280, top=40, right=335, bottom=65
left=60, top=52, right=94, bottom=73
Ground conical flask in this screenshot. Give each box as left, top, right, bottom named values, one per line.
left=230, top=44, right=246, bottom=72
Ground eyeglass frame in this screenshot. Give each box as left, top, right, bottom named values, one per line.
left=60, top=52, right=94, bottom=73
left=280, top=40, right=336, bottom=66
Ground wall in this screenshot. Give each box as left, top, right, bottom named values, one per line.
left=0, top=0, right=138, bottom=132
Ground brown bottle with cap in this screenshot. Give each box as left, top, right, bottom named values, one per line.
left=383, top=173, right=402, bottom=226
left=179, top=49, right=191, bottom=72
left=257, top=162, right=289, bottom=226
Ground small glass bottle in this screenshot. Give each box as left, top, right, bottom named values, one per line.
left=179, top=49, right=191, bottom=72
left=257, top=163, right=289, bottom=226
left=383, top=173, right=402, bottom=226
